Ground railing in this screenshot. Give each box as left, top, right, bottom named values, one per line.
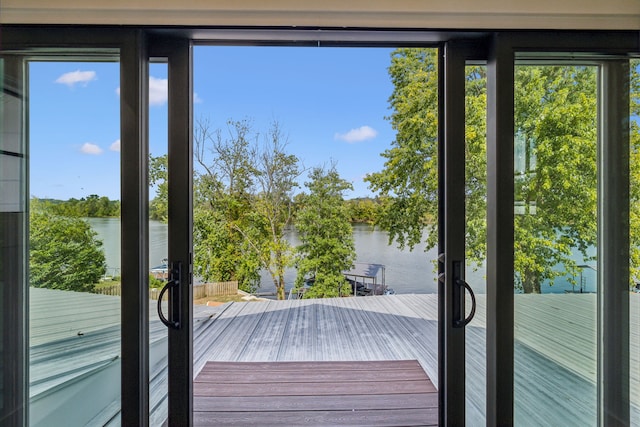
left=95, top=284, right=122, bottom=296
left=192, top=281, right=238, bottom=299
left=93, top=281, right=239, bottom=301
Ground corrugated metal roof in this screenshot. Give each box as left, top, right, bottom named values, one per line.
left=29, top=287, right=223, bottom=426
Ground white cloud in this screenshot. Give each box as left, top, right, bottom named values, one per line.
left=149, top=76, right=168, bottom=106
left=80, top=143, right=103, bottom=155
left=194, top=92, right=203, bottom=104
left=55, top=70, right=97, bottom=87
left=115, top=76, right=168, bottom=106
left=334, top=126, right=378, bottom=143
left=110, top=139, right=121, bottom=152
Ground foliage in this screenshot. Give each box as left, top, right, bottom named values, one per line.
left=193, top=118, right=300, bottom=298
left=366, top=49, right=440, bottom=253
left=193, top=206, right=261, bottom=293
left=149, top=274, right=165, bottom=289
left=295, top=165, right=356, bottom=298
left=366, top=48, right=623, bottom=293
left=35, top=195, right=120, bottom=217
left=149, top=153, right=168, bottom=222
left=251, top=122, right=301, bottom=299
left=512, top=65, right=598, bottom=292
left=629, top=60, right=640, bottom=285
left=193, top=118, right=262, bottom=293
left=344, top=197, right=381, bottom=224
left=29, top=206, right=106, bottom=292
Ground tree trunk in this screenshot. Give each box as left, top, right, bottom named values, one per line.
left=277, top=276, right=286, bottom=300
left=522, top=271, right=541, bottom=294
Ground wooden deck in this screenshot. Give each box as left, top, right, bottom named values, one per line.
left=191, top=293, right=640, bottom=426
left=193, top=295, right=439, bottom=383
left=28, top=289, right=640, bottom=425
left=193, top=360, right=438, bottom=426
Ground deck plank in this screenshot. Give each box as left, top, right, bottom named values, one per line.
left=193, top=360, right=437, bottom=426
left=194, top=408, right=438, bottom=426
left=196, top=368, right=430, bottom=383
left=194, top=393, right=438, bottom=412
left=194, top=294, right=640, bottom=426
left=194, top=379, right=435, bottom=396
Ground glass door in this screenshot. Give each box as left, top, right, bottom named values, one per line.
left=443, top=40, right=635, bottom=427
left=28, top=58, right=123, bottom=427
left=509, top=57, right=632, bottom=426
left=150, top=38, right=194, bottom=426
left=0, top=32, right=135, bottom=426
left=152, top=32, right=636, bottom=427
left=511, top=61, right=600, bottom=425
left=1, top=50, right=29, bottom=427
left=441, top=41, right=485, bottom=426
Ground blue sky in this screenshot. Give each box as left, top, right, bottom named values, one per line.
left=29, top=46, right=397, bottom=201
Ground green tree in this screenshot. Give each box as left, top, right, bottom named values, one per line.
left=367, top=48, right=623, bottom=293
left=250, top=122, right=301, bottom=300
left=512, top=65, right=598, bottom=292
left=29, top=206, right=106, bottom=292
left=149, top=153, right=168, bottom=222
left=39, top=196, right=120, bottom=217
left=194, top=119, right=300, bottom=300
left=345, top=197, right=381, bottom=224
left=366, top=49, right=440, bottom=253
left=295, top=165, right=356, bottom=298
left=193, top=118, right=261, bottom=292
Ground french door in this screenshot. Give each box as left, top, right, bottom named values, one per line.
left=440, top=36, right=636, bottom=426
left=1, top=28, right=637, bottom=427
left=150, top=37, right=194, bottom=426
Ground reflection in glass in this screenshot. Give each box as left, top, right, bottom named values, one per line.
left=1, top=55, right=29, bottom=426
left=629, top=58, right=640, bottom=426
left=28, top=61, right=121, bottom=426
left=513, top=65, right=598, bottom=426
left=148, top=61, right=170, bottom=426
left=464, top=64, right=487, bottom=427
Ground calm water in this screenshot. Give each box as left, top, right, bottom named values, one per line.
left=257, top=223, right=446, bottom=294
left=86, top=218, right=169, bottom=276
left=87, top=217, right=593, bottom=295
left=88, top=218, right=447, bottom=294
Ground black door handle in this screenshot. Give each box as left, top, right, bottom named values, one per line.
left=453, top=278, right=476, bottom=328
left=157, top=261, right=181, bottom=329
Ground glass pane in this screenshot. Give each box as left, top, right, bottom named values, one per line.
left=189, top=46, right=441, bottom=422
left=513, top=64, right=598, bottom=426
left=465, top=64, right=487, bottom=426
left=28, top=61, right=121, bottom=426
left=148, top=61, right=169, bottom=426
left=0, top=55, right=28, bottom=426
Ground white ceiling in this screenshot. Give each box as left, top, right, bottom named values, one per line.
left=2, top=0, right=639, bottom=30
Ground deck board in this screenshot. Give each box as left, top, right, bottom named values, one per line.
left=194, top=393, right=438, bottom=412
left=193, top=360, right=437, bottom=426
left=29, top=289, right=640, bottom=425
left=194, top=409, right=437, bottom=427
left=195, top=294, right=640, bottom=426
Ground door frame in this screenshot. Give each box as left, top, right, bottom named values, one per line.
left=149, top=36, right=195, bottom=425
left=1, top=26, right=638, bottom=427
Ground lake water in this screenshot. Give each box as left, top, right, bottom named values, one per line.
left=86, top=217, right=169, bottom=276
left=87, top=218, right=450, bottom=294
left=87, top=217, right=594, bottom=295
